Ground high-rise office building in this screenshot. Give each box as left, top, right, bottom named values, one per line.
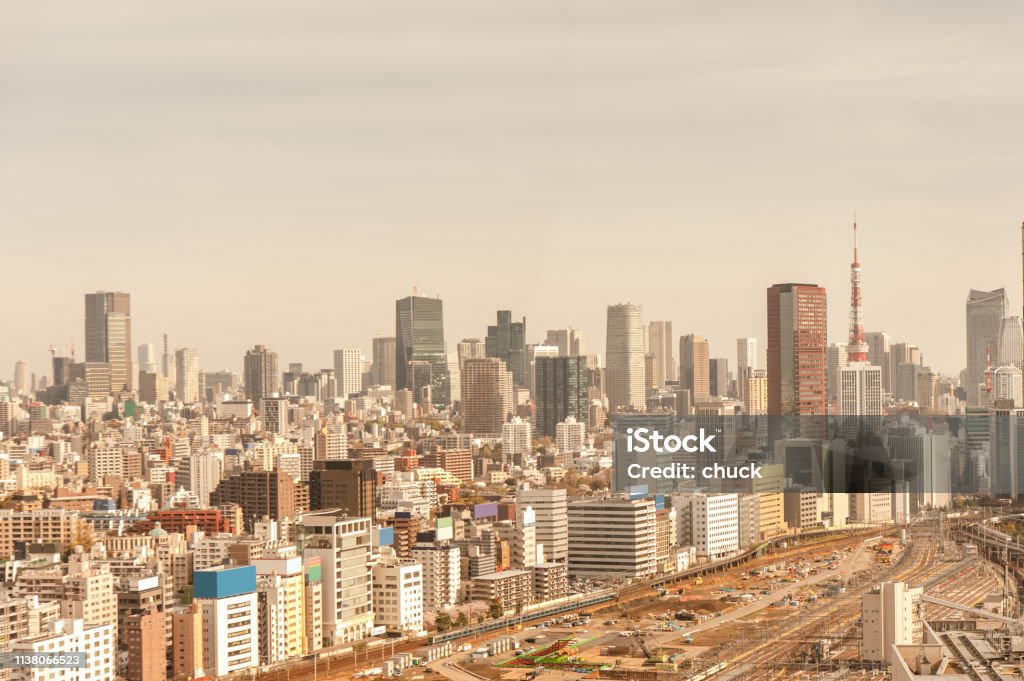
left=992, top=366, right=1023, bottom=407
left=244, top=345, right=279, bottom=410
left=333, top=348, right=363, bottom=398
left=966, top=288, right=1008, bottom=405
left=371, top=336, right=397, bottom=387
left=13, top=360, right=29, bottom=396
left=736, top=337, right=759, bottom=373
left=137, top=342, right=158, bottom=375
left=679, top=334, right=710, bottom=403
left=485, top=310, right=527, bottom=387
left=534, top=356, right=588, bottom=438
left=84, top=291, right=132, bottom=393
left=395, top=295, right=449, bottom=408
left=567, top=497, right=657, bottom=579
left=174, top=348, right=200, bottom=403
left=647, top=321, right=674, bottom=389
left=460, top=358, right=513, bottom=434
left=998, top=316, right=1024, bottom=369
left=839, top=363, right=883, bottom=423
left=545, top=328, right=584, bottom=357
left=526, top=343, right=559, bottom=397
left=457, top=338, right=486, bottom=370
left=606, top=303, right=646, bottom=413
left=767, top=283, right=827, bottom=420
left=709, top=357, right=729, bottom=398
left=826, top=342, right=848, bottom=407
left=864, top=331, right=892, bottom=392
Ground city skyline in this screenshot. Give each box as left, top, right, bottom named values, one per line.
left=3, top=258, right=1022, bottom=384
left=4, top=2, right=1024, bottom=377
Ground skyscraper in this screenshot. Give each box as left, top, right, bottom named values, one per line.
left=679, top=334, right=710, bottom=403
left=13, top=360, right=29, bottom=396
left=736, top=337, right=759, bottom=404
left=333, top=348, right=363, bottom=398
left=736, top=337, right=759, bottom=373
left=534, top=356, right=588, bottom=438
left=84, top=290, right=132, bottom=393
left=461, top=357, right=513, bottom=434
left=966, top=288, right=1008, bottom=406
left=826, top=342, right=848, bottom=407
left=545, top=328, right=584, bottom=357
left=767, top=283, right=827, bottom=421
left=647, top=321, right=674, bottom=389
left=606, top=304, right=646, bottom=413
left=395, top=295, right=449, bottom=408
left=708, top=357, right=729, bottom=398
left=526, top=343, right=559, bottom=397
left=371, top=336, right=397, bottom=387
left=137, top=343, right=158, bottom=375
left=457, top=338, right=486, bottom=370
left=485, top=310, right=527, bottom=387
left=175, top=347, right=200, bottom=403
left=243, top=345, right=279, bottom=410
left=864, top=331, right=892, bottom=393
left=998, top=316, right=1024, bottom=369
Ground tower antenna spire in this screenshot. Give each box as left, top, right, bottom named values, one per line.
left=847, top=215, right=868, bottom=362
left=853, top=212, right=859, bottom=263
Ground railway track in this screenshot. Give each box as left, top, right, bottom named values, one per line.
left=703, top=527, right=982, bottom=680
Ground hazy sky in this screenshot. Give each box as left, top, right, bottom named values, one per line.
left=3, top=1, right=1024, bottom=380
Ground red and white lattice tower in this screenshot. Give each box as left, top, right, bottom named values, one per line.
left=847, top=219, right=869, bottom=362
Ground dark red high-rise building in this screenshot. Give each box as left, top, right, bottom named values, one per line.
left=767, top=283, right=828, bottom=427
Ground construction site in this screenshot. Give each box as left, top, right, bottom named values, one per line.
left=416, top=514, right=1024, bottom=681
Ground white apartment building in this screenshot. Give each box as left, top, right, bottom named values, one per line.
left=252, top=555, right=307, bottom=663
left=555, top=416, right=586, bottom=454
left=513, top=506, right=537, bottom=568
left=411, top=542, right=460, bottom=610
left=501, top=417, right=533, bottom=462
left=372, top=561, right=424, bottom=634
left=194, top=566, right=260, bottom=678
left=671, top=493, right=740, bottom=559
left=262, top=395, right=290, bottom=436
left=10, top=619, right=115, bottom=681
left=300, top=512, right=374, bottom=645
left=516, top=485, right=568, bottom=563
left=567, top=497, right=657, bottom=579
left=691, top=493, right=739, bottom=559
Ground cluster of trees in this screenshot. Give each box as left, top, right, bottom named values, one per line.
left=433, top=599, right=506, bottom=633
